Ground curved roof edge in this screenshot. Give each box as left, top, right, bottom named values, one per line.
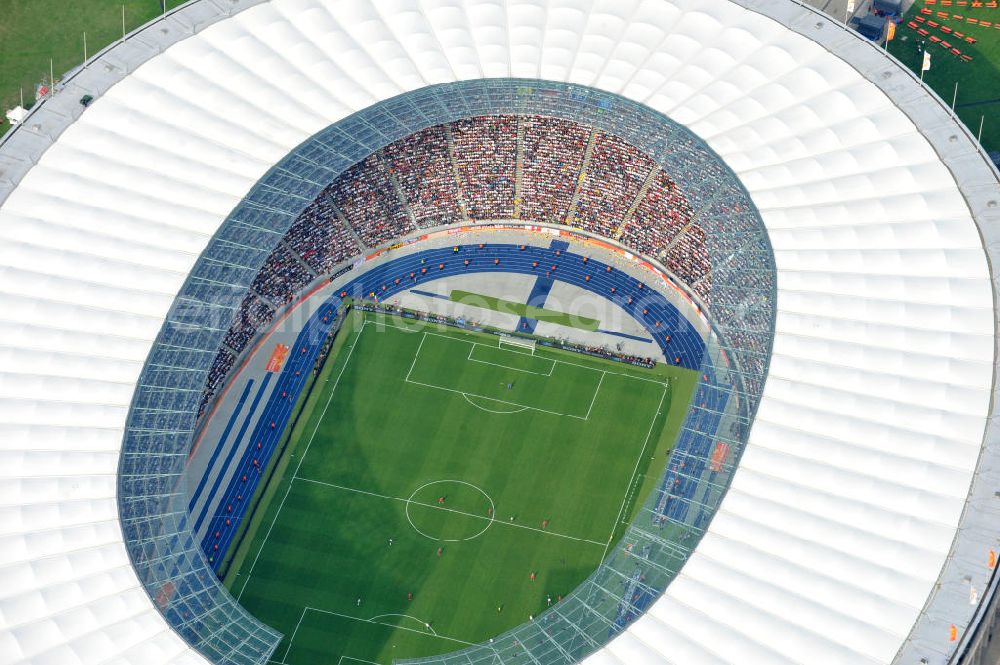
left=0, top=0, right=997, bottom=663
left=0, top=0, right=266, bottom=202
left=725, top=1, right=1000, bottom=663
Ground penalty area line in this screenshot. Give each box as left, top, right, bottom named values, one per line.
left=405, top=376, right=588, bottom=420
left=306, top=606, right=476, bottom=646
left=461, top=393, right=529, bottom=414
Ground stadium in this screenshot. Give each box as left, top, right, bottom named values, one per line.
left=1, top=0, right=999, bottom=664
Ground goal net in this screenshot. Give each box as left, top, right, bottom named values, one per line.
left=498, top=335, right=536, bottom=354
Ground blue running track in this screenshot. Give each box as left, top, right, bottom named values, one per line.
left=188, top=379, right=255, bottom=518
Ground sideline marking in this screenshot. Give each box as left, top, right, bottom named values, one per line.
left=236, top=321, right=367, bottom=600
left=602, top=386, right=668, bottom=561
left=281, top=606, right=468, bottom=664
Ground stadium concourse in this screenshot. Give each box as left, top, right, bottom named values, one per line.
left=0, top=2, right=999, bottom=665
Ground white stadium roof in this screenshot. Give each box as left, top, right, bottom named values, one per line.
left=1, top=0, right=998, bottom=664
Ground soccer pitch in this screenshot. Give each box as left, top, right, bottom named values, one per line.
left=227, top=310, right=697, bottom=664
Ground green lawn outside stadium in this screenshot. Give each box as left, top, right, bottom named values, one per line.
left=887, top=2, right=1000, bottom=154
left=0, top=1, right=186, bottom=119
left=3, top=0, right=996, bottom=153
left=227, top=310, right=697, bottom=664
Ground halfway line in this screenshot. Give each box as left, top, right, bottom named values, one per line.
left=295, top=476, right=606, bottom=547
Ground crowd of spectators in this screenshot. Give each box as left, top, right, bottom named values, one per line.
left=384, top=126, right=463, bottom=228
left=572, top=132, right=656, bottom=238
left=657, top=134, right=721, bottom=211
left=284, top=196, right=359, bottom=274
left=708, top=236, right=774, bottom=400
left=251, top=244, right=314, bottom=309
left=519, top=116, right=588, bottom=224
left=328, top=154, right=415, bottom=246
left=198, top=349, right=236, bottom=418
left=198, top=113, right=769, bottom=421
left=198, top=291, right=278, bottom=417
left=451, top=115, right=517, bottom=220
left=620, top=170, right=692, bottom=257
left=560, top=342, right=656, bottom=368
left=664, top=225, right=712, bottom=301
left=223, top=293, right=276, bottom=355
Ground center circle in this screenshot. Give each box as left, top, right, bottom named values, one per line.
left=404, top=480, right=495, bottom=542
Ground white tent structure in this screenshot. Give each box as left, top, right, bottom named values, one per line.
left=0, top=1, right=997, bottom=664
left=4, top=107, right=28, bottom=127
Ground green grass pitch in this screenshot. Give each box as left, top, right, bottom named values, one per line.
left=226, top=309, right=697, bottom=665
left=0, top=1, right=188, bottom=117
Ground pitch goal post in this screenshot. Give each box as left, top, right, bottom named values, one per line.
left=498, top=335, right=536, bottom=354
